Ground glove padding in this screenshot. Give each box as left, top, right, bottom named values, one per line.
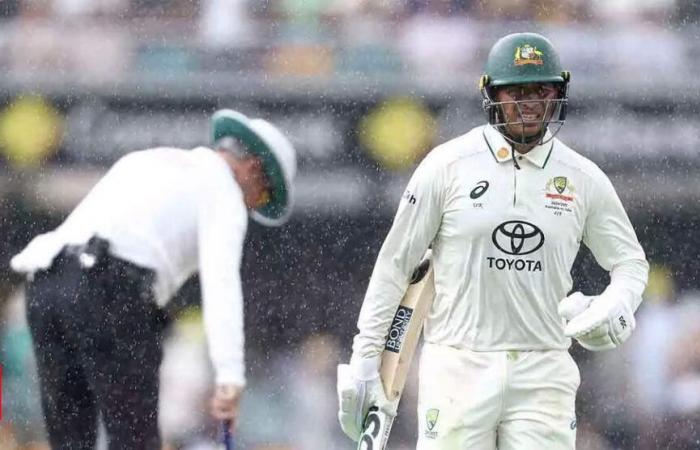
left=337, top=356, right=398, bottom=442
left=558, top=290, right=637, bottom=351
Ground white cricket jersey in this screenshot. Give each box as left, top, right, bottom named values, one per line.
left=13, top=147, right=248, bottom=385
left=353, top=125, right=649, bottom=357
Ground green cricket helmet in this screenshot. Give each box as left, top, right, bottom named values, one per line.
left=479, top=32, right=571, bottom=145
left=211, top=109, right=297, bottom=227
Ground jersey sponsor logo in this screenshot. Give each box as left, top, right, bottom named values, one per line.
left=385, top=306, right=413, bottom=353
left=486, top=257, right=542, bottom=272
left=470, top=180, right=490, bottom=199
left=492, top=220, right=545, bottom=256
left=403, top=190, right=417, bottom=205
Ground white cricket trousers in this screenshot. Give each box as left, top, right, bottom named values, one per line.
left=416, top=343, right=579, bottom=450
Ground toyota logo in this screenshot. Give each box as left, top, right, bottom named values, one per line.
left=492, top=220, right=545, bottom=255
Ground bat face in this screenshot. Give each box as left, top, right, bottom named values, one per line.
left=381, top=262, right=435, bottom=401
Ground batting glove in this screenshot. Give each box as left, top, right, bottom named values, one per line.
left=558, top=289, right=637, bottom=351
left=337, top=356, right=398, bottom=442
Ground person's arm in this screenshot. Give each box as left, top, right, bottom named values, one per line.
left=352, top=151, right=448, bottom=360
left=198, top=183, right=248, bottom=423
left=584, top=172, right=648, bottom=297
left=560, top=171, right=649, bottom=350
left=337, top=153, right=446, bottom=441
left=338, top=151, right=448, bottom=441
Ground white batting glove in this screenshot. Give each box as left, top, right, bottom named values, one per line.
left=558, top=289, right=637, bottom=351
left=337, top=356, right=398, bottom=442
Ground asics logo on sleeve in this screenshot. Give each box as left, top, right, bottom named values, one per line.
left=470, top=180, right=490, bottom=199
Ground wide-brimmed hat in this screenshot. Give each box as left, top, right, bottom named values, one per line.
left=211, top=109, right=297, bottom=227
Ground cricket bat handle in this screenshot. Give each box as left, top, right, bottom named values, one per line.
left=356, top=406, right=395, bottom=450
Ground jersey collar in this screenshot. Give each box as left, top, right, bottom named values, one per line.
left=483, top=125, right=555, bottom=169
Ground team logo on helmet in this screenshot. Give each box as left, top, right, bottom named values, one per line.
left=514, top=44, right=544, bottom=66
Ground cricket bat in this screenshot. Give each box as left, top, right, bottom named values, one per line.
left=357, top=251, right=436, bottom=450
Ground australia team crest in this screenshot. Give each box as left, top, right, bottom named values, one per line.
left=424, top=408, right=440, bottom=439
left=544, top=176, right=575, bottom=215
left=553, top=176, right=568, bottom=194
left=514, top=44, right=544, bottom=66
left=545, top=176, right=575, bottom=201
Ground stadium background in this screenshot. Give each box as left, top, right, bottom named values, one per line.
left=0, top=0, right=699, bottom=449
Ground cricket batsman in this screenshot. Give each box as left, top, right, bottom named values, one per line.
left=337, top=32, right=649, bottom=449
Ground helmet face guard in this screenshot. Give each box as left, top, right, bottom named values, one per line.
left=479, top=32, right=571, bottom=146
left=480, top=80, right=569, bottom=146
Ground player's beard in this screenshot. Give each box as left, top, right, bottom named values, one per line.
left=500, top=99, right=555, bottom=146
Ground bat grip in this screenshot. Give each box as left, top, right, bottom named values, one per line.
left=221, top=420, right=234, bottom=450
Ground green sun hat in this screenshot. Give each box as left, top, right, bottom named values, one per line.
left=211, top=109, right=297, bottom=227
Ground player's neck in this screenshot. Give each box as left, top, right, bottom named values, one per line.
left=512, top=142, right=537, bottom=154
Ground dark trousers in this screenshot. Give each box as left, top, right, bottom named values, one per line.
left=26, top=240, right=168, bottom=450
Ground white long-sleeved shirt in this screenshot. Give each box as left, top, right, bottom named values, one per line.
left=12, top=147, right=248, bottom=385
left=353, top=125, right=649, bottom=358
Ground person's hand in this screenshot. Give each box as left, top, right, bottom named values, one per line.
left=210, top=384, right=244, bottom=430
left=337, top=356, right=398, bottom=442
left=10, top=233, right=65, bottom=275
left=559, top=290, right=637, bottom=351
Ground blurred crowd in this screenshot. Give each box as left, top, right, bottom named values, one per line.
left=0, top=0, right=693, bottom=24
left=0, top=0, right=695, bottom=81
